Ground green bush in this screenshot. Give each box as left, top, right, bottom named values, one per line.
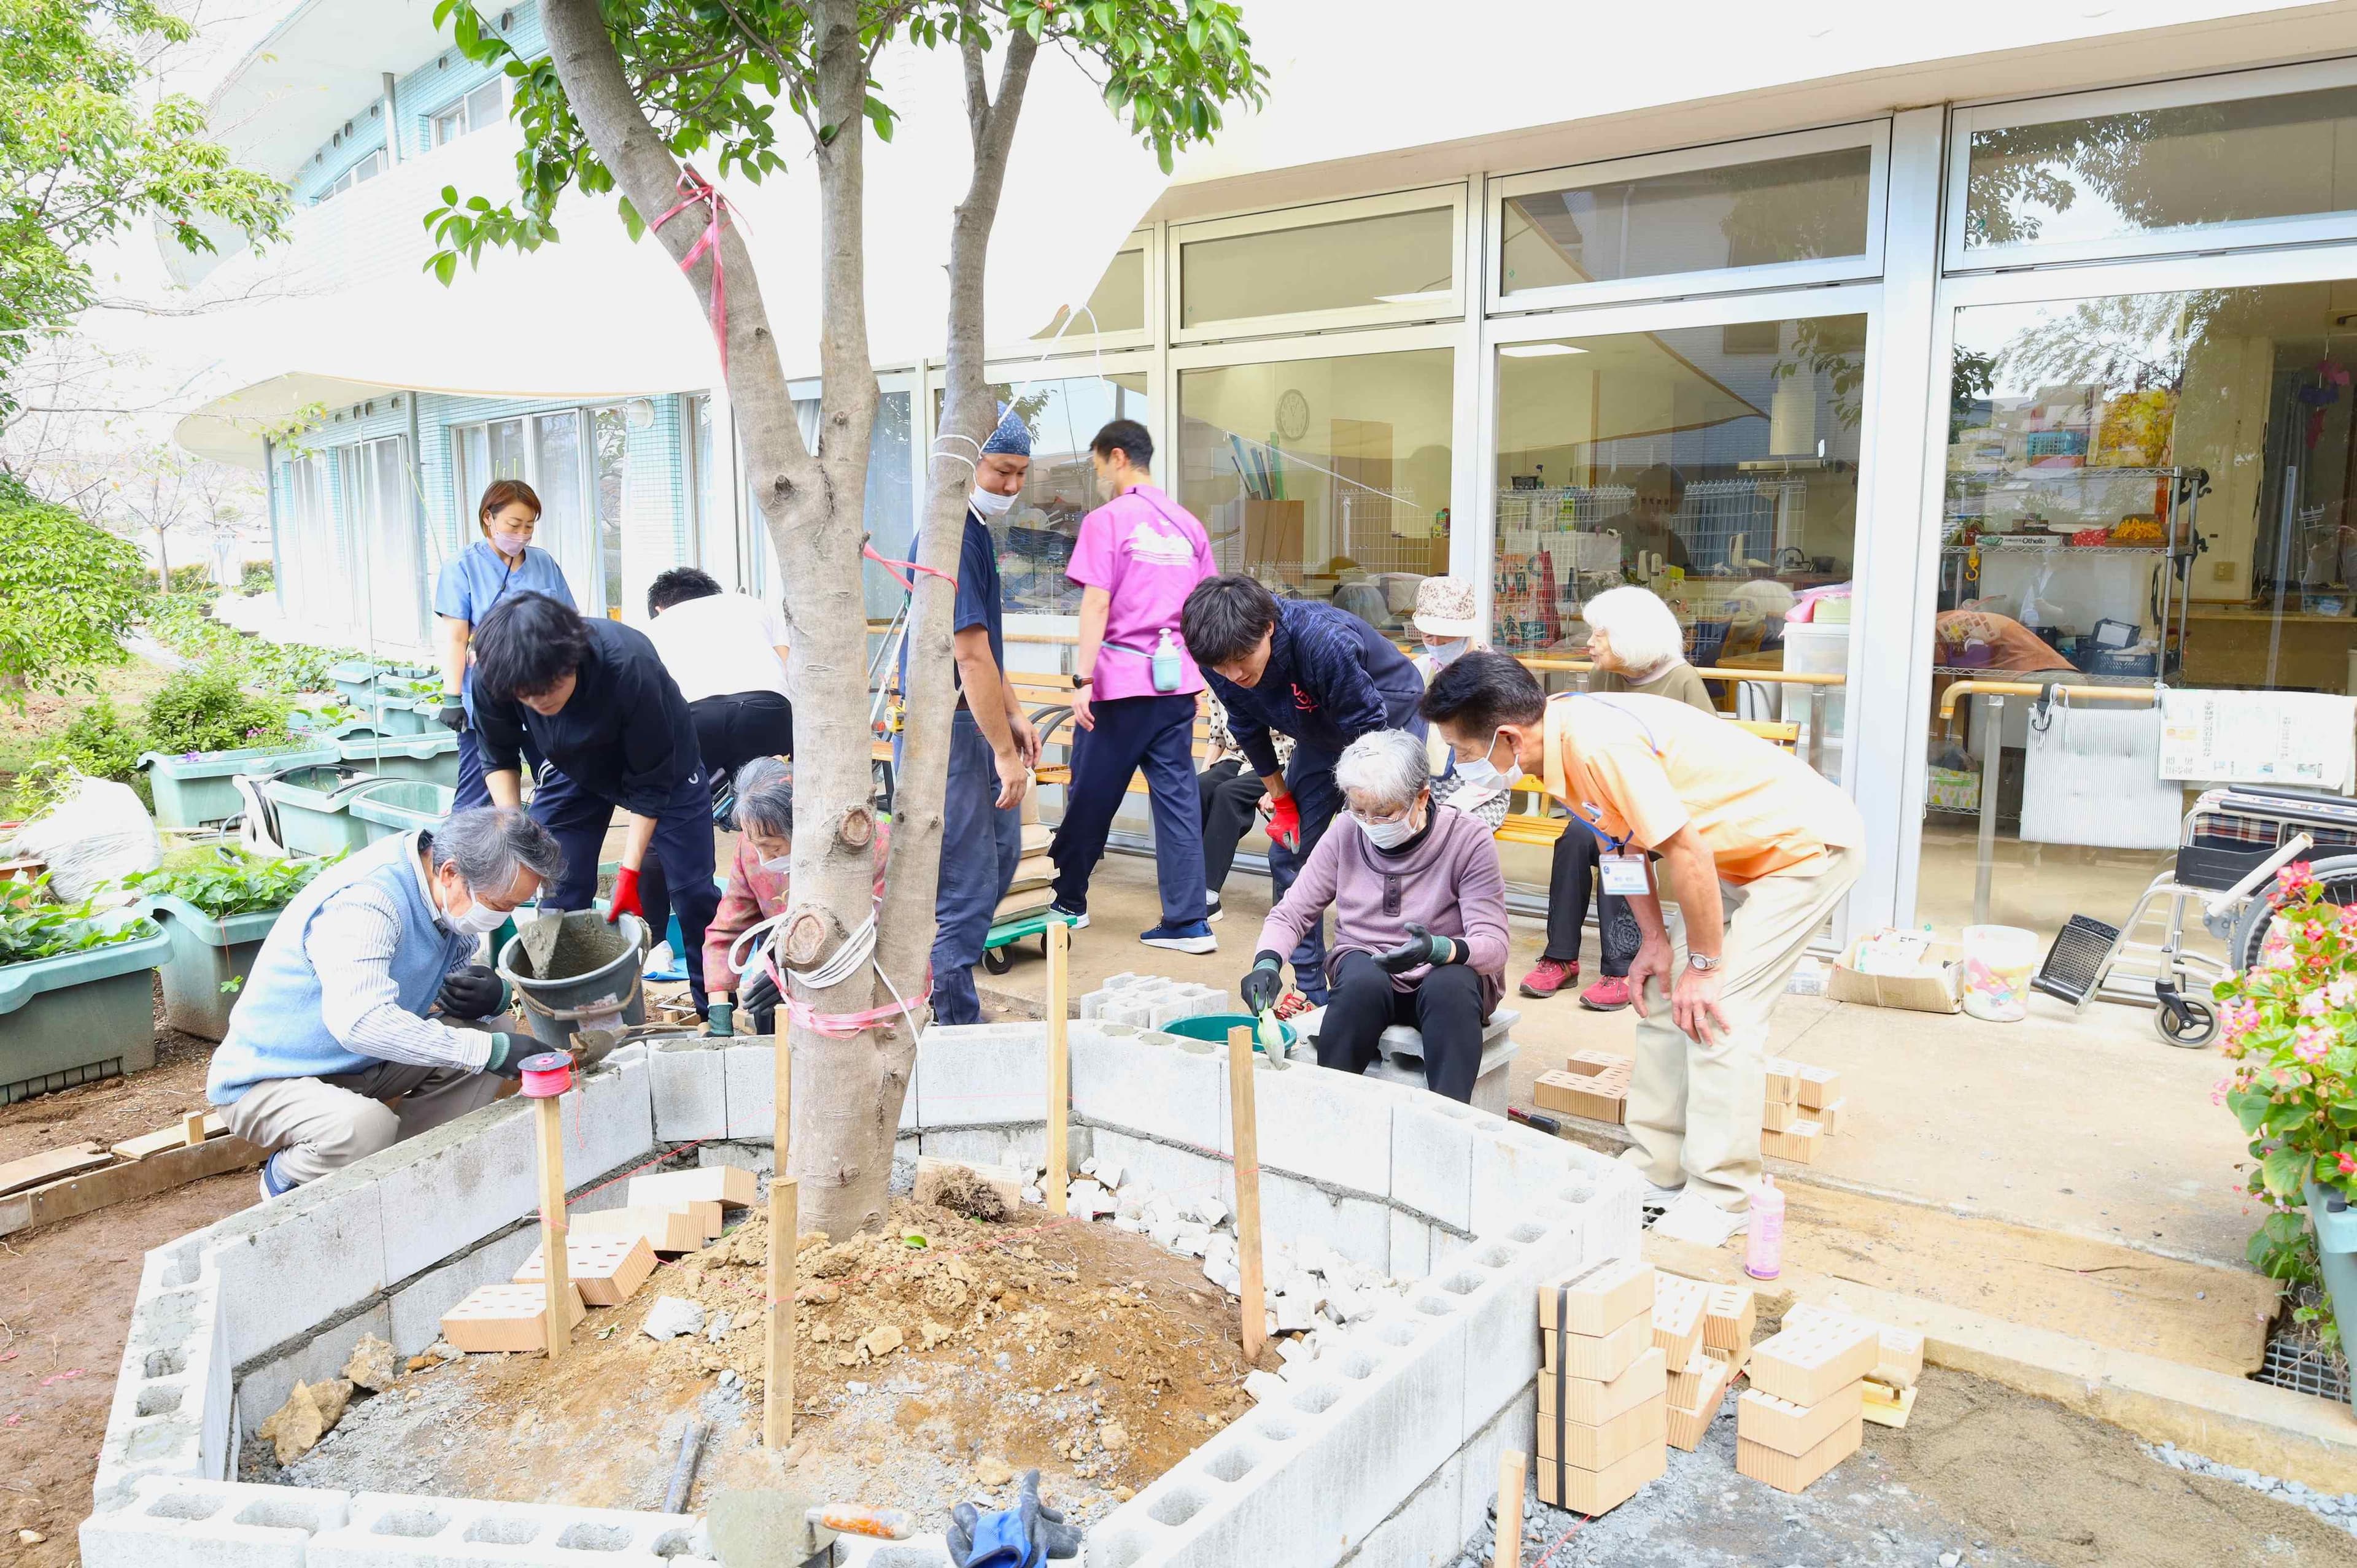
left=143, top=664, right=292, bottom=755
left=0, top=477, right=146, bottom=703
left=160, top=562, right=212, bottom=593
left=239, top=560, right=275, bottom=595
left=124, top=851, right=333, bottom=917
left=7, top=697, right=153, bottom=816
left=141, top=592, right=350, bottom=694
left=0, top=875, right=151, bottom=966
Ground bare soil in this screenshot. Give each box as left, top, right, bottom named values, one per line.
left=261, top=1196, right=1275, bottom=1531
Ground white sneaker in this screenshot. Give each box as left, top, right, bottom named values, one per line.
left=1647, top=1191, right=1750, bottom=1248
left=1204, top=892, right=1224, bottom=924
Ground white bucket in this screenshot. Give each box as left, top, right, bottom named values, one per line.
left=1960, top=924, right=2041, bottom=1022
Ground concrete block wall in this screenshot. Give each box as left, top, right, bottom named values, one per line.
left=87, top=1021, right=1642, bottom=1568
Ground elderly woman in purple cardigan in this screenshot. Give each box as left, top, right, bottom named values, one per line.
left=1240, top=728, right=1510, bottom=1102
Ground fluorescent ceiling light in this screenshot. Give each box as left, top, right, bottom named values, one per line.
left=1372, top=289, right=1454, bottom=305
left=1499, top=343, right=1589, bottom=357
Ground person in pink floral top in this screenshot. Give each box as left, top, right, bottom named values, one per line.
left=705, top=757, right=888, bottom=1036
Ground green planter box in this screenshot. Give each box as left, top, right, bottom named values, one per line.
left=2304, top=1180, right=2357, bottom=1416
left=337, top=730, right=459, bottom=785
left=351, top=779, right=456, bottom=844
left=263, top=765, right=384, bottom=857
left=141, top=743, right=342, bottom=832
left=360, top=695, right=433, bottom=736
left=0, top=918, right=169, bottom=1104
left=141, top=894, right=281, bottom=1043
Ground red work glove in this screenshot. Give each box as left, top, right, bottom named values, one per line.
left=1266, top=793, right=1302, bottom=852
left=606, top=866, right=644, bottom=924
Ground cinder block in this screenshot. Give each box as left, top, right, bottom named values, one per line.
left=82, top=1475, right=349, bottom=1568
left=915, top=1024, right=1047, bottom=1129
left=1423, top=1242, right=1546, bottom=1443
left=231, top=1302, right=392, bottom=1431
left=308, top=1491, right=695, bottom=1567
left=1387, top=1094, right=1474, bottom=1232
left=1260, top=1175, right=1389, bottom=1276
left=1070, top=1030, right=1225, bottom=1154
left=1388, top=1210, right=1433, bottom=1280
left=385, top=1224, right=545, bottom=1356
left=367, top=1099, right=533, bottom=1289
left=1086, top=1129, right=1230, bottom=1211
left=1336, top=1453, right=1461, bottom=1568
left=565, top=1052, right=656, bottom=1183
left=915, top=1126, right=1044, bottom=1174
left=100, top=1247, right=230, bottom=1507
left=205, top=1162, right=387, bottom=1365
left=1453, top=1384, right=1538, bottom=1549
left=1246, top=1060, right=1392, bottom=1195
left=1468, top=1121, right=1574, bottom=1237
left=648, top=1039, right=727, bottom=1142
left=721, top=1044, right=776, bottom=1140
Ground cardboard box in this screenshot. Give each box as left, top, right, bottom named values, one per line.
left=1828, top=938, right=1964, bottom=1014
left=1736, top=1380, right=1866, bottom=1456
left=1535, top=1070, right=1629, bottom=1124
left=1543, top=1313, right=1654, bottom=1383
left=440, top=1281, right=585, bottom=1354
left=1760, top=1098, right=1797, bottom=1133
left=1540, top=1345, right=1665, bottom=1426
left=513, top=1234, right=656, bottom=1308
left=1535, top=1437, right=1666, bottom=1515
left=1666, top=1358, right=1730, bottom=1452
left=1785, top=1303, right=1924, bottom=1389
left=1761, top=1121, right=1823, bottom=1164
left=630, top=1165, right=757, bottom=1211
left=1539, top=1258, right=1655, bottom=1337
left=1535, top=1392, right=1668, bottom=1469
left=1736, top=1413, right=1863, bottom=1494
left=1652, top=1275, right=1708, bottom=1365
left=1795, top=1065, right=1841, bottom=1110
left=1703, top=1284, right=1756, bottom=1353
left=1748, top=1318, right=1879, bottom=1407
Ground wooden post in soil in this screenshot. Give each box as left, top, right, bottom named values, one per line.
left=765, top=1040, right=797, bottom=1448
left=1495, top=1449, right=1527, bottom=1567
left=531, top=1092, right=571, bottom=1361
left=181, top=1111, right=206, bottom=1147
left=1226, top=1025, right=1266, bottom=1363
left=1046, top=919, right=1070, bottom=1216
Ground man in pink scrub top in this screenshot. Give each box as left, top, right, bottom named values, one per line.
left=1048, top=419, right=1221, bottom=953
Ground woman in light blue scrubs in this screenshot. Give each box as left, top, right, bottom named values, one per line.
left=435, top=479, right=580, bottom=809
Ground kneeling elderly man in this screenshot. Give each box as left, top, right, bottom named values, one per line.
left=206, top=808, right=566, bottom=1198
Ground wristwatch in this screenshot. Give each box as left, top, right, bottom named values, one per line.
left=1687, top=952, right=1724, bottom=972
left=1072, top=674, right=1092, bottom=688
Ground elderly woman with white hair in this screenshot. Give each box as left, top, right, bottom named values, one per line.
left=1520, top=585, right=1717, bottom=1010
left=703, top=757, right=888, bottom=1037
left=1240, top=729, right=1508, bottom=1102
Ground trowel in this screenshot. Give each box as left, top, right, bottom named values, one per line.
left=705, top=1488, right=911, bottom=1568
left=516, top=908, right=566, bottom=975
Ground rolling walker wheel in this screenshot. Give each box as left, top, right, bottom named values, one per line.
left=982, top=945, right=1014, bottom=975
left=2153, top=995, right=2217, bottom=1049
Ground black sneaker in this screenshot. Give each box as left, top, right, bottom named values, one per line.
left=1048, top=902, right=1090, bottom=930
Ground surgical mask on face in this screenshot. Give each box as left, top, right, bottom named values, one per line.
left=444, top=888, right=509, bottom=937
left=1423, top=638, right=1469, bottom=666
left=1451, top=730, right=1511, bottom=794
left=1355, top=804, right=1423, bottom=850
left=969, top=486, right=1017, bottom=518
left=760, top=852, right=792, bottom=876
left=489, top=529, right=529, bottom=557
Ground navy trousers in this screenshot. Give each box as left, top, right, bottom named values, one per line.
left=1048, top=693, right=1206, bottom=927
left=532, top=763, right=720, bottom=1014
left=918, top=713, right=1022, bottom=1025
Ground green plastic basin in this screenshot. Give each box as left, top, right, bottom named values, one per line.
left=350, top=779, right=455, bottom=843
left=0, top=917, right=169, bottom=1103
left=141, top=894, right=281, bottom=1041
left=337, top=730, right=459, bottom=785
left=1162, top=1013, right=1298, bottom=1051
left=263, top=765, right=383, bottom=857
left=141, top=743, right=343, bottom=831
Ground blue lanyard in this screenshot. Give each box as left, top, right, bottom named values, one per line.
left=1563, top=693, right=1663, bottom=855
left=1569, top=802, right=1633, bottom=855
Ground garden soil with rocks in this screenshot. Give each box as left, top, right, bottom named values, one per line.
left=258, top=1195, right=1276, bottom=1532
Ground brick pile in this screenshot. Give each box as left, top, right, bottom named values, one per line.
left=1733, top=1314, right=1878, bottom=1492
left=1534, top=1258, right=1668, bottom=1515
left=1533, top=1050, right=1635, bottom=1124
left=1531, top=1053, right=1846, bottom=1159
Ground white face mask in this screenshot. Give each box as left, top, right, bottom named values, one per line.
left=969, top=486, right=1018, bottom=518
left=443, top=885, right=509, bottom=937
left=760, top=852, right=792, bottom=876
left=1355, top=801, right=1425, bottom=850
left=1451, top=730, right=1513, bottom=794
left=1423, top=638, right=1469, bottom=666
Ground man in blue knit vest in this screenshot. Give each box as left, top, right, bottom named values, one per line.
left=206, top=808, right=565, bottom=1198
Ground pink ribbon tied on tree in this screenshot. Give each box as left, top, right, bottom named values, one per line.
left=651, top=164, right=734, bottom=374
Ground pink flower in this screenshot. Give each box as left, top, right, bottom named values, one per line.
left=2210, top=1076, right=2231, bottom=1106
left=2280, top=861, right=2318, bottom=900
left=2339, top=1152, right=2357, bottom=1178
left=2330, top=978, right=2357, bottom=1009
left=2305, top=922, right=2330, bottom=945
left=2301, top=989, right=2332, bottom=1019
left=2295, top=1027, right=2331, bottom=1065
left=2220, top=998, right=2262, bottom=1043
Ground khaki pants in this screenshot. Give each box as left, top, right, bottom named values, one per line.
left=225, top=1060, right=507, bottom=1187
left=1622, top=841, right=1864, bottom=1210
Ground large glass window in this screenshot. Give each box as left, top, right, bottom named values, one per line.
left=1490, top=315, right=1866, bottom=763
left=530, top=411, right=592, bottom=608
left=430, top=79, right=504, bottom=148
left=316, top=150, right=385, bottom=204
left=751, top=390, right=913, bottom=615
left=1177, top=198, right=1455, bottom=333
left=1501, top=147, right=1873, bottom=296
left=1178, top=349, right=1452, bottom=638
left=1034, top=245, right=1146, bottom=341
left=1959, top=73, right=2357, bottom=263
left=339, top=436, right=421, bottom=649
left=1922, top=280, right=2357, bottom=941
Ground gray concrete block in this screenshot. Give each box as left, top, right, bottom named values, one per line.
left=1453, top=1384, right=1537, bottom=1549
left=1072, top=1031, right=1225, bottom=1154
left=1248, top=1060, right=1392, bottom=1197
left=1336, top=1446, right=1461, bottom=1567
left=915, top=1025, right=1046, bottom=1129
left=206, top=1165, right=387, bottom=1367
left=721, top=1044, right=775, bottom=1140
left=1467, top=1121, right=1575, bottom=1238
left=1260, top=1175, right=1388, bottom=1277
left=648, top=1038, right=726, bottom=1141
left=1388, top=1097, right=1476, bottom=1230
left=368, top=1101, right=535, bottom=1288
left=1388, top=1210, right=1433, bottom=1281
left=82, top=1475, right=349, bottom=1568
left=308, top=1489, right=695, bottom=1567
left=918, top=1125, right=1045, bottom=1173
left=1086, top=1129, right=1230, bottom=1211
left=567, top=1052, right=656, bottom=1183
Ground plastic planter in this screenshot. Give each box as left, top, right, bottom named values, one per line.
left=326, top=660, right=380, bottom=708
left=141, top=743, right=343, bottom=832
left=142, top=894, right=281, bottom=1041
left=263, top=766, right=384, bottom=857
left=2305, top=1180, right=2357, bottom=1415
left=350, top=779, right=456, bottom=844
left=0, top=919, right=169, bottom=1104
left=361, top=694, right=433, bottom=736
left=337, top=730, right=459, bottom=786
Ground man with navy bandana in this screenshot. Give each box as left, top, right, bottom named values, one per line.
left=902, top=406, right=1040, bottom=1024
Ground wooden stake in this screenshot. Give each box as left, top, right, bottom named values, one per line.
left=180, top=1111, right=206, bottom=1148
left=765, top=1038, right=795, bottom=1446
left=1227, top=1025, right=1265, bottom=1363
left=531, top=1094, right=571, bottom=1361
left=1496, top=1449, right=1527, bottom=1568
left=1045, top=918, right=1070, bottom=1217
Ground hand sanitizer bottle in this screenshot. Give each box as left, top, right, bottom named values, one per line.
left=1745, top=1176, right=1784, bottom=1281
left=1152, top=628, right=1182, bottom=693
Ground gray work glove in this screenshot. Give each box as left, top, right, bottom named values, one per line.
left=1375, top=922, right=1464, bottom=975
left=1241, top=952, right=1285, bottom=1014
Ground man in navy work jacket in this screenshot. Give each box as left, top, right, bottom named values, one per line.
left=471, top=591, right=724, bottom=1016
left=1180, top=574, right=1427, bottom=1004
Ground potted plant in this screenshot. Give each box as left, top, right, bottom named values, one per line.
left=2216, top=861, right=2357, bottom=1400
left=0, top=875, right=169, bottom=1105
left=124, top=853, right=335, bottom=1040
left=138, top=666, right=338, bottom=832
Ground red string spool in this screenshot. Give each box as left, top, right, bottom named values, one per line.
left=519, top=1052, right=574, bottom=1099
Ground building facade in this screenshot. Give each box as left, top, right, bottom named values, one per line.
left=175, top=0, right=2357, bottom=957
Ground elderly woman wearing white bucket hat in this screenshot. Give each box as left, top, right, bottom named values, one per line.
left=1409, top=579, right=1511, bottom=833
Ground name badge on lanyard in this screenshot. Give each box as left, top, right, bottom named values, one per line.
left=1599, top=852, right=1651, bottom=897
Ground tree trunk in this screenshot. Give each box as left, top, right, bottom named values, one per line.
left=157, top=527, right=169, bottom=589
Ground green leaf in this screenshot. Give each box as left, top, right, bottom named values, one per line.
left=433, top=250, right=459, bottom=285
left=2334, top=1101, right=2357, bottom=1129
left=2262, top=1146, right=2310, bottom=1199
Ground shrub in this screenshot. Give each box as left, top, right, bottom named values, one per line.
left=0, top=478, right=146, bottom=704
left=239, top=561, right=275, bottom=595
left=7, top=698, right=152, bottom=816
left=141, top=592, right=349, bottom=694
left=143, top=664, right=292, bottom=755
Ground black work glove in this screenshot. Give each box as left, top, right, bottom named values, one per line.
left=438, top=964, right=505, bottom=1019
left=1240, top=951, right=1285, bottom=1014
left=738, top=962, right=781, bottom=1019
left=435, top=695, right=467, bottom=732
left=946, top=1469, right=1081, bottom=1565
left=484, top=1033, right=526, bottom=1078
left=1376, top=922, right=1463, bottom=975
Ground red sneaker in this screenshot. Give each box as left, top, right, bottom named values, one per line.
left=1519, top=958, right=1577, bottom=998
left=1579, top=975, right=1633, bottom=1011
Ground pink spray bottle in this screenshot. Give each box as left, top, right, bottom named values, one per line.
left=1745, top=1176, right=1784, bottom=1281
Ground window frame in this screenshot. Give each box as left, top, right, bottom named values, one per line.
left=429, top=76, right=506, bottom=149
left=1945, top=58, right=2357, bottom=273
left=1485, top=122, right=1890, bottom=316
left=998, top=228, right=1157, bottom=358
left=1166, top=185, right=1468, bottom=345
left=316, top=149, right=386, bottom=204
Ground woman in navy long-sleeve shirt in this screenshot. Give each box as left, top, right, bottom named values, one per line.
left=1180, top=574, right=1427, bottom=1005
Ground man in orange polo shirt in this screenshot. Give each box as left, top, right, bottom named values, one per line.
left=1421, top=651, right=1864, bottom=1245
